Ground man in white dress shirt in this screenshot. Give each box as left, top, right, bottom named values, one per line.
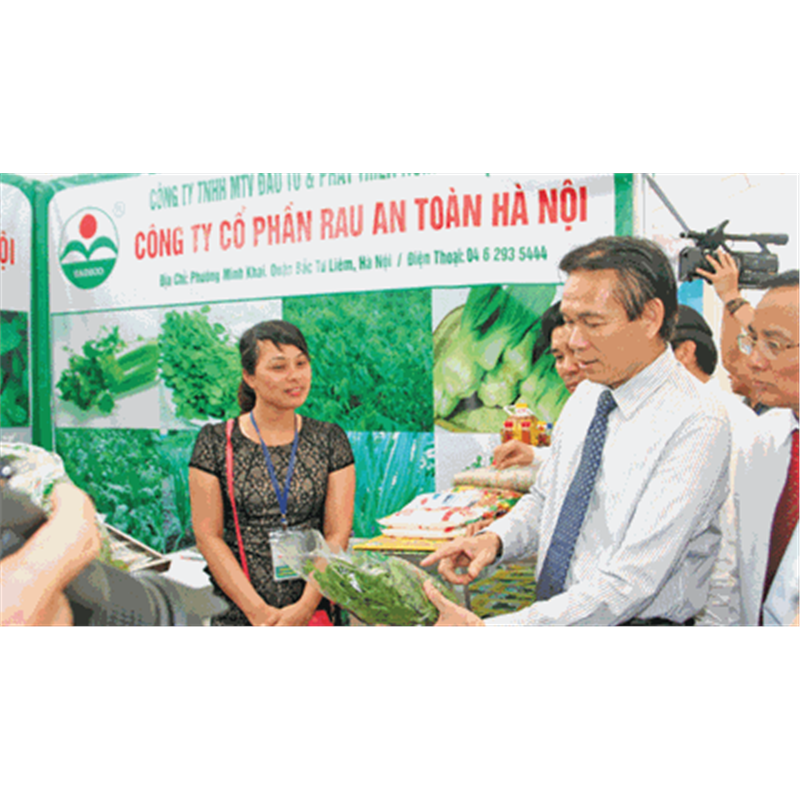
left=668, top=305, right=758, bottom=625
left=726, top=271, right=799, bottom=626
left=670, top=304, right=757, bottom=435
left=422, top=237, right=732, bottom=625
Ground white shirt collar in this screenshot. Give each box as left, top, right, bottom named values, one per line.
left=605, top=346, right=674, bottom=420
left=761, top=407, right=800, bottom=446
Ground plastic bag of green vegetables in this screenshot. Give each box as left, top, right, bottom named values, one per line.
left=281, top=529, right=458, bottom=626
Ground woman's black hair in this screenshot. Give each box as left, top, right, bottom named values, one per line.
left=237, top=320, right=310, bottom=413
left=531, top=302, right=566, bottom=364
left=672, top=336, right=718, bottom=377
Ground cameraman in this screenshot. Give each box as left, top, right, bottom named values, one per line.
left=696, top=249, right=763, bottom=410
left=1, top=483, right=101, bottom=626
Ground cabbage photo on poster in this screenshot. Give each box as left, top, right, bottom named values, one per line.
left=433, top=284, right=569, bottom=433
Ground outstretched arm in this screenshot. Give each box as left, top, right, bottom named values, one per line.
left=695, top=249, right=754, bottom=376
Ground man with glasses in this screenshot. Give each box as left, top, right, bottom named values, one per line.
left=421, top=237, right=731, bottom=626
left=726, top=271, right=799, bottom=625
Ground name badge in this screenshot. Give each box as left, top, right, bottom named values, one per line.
left=269, top=528, right=303, bottom=582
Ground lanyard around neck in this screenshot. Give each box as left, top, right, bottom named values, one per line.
left=250, top=411, right=300, bottom=529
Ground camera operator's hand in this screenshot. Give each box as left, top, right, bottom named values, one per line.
left=694, top=247, right=755, bottom=380
left=1, top=484, right=101, bottom=626
left=695, top=248, right=741, bottom=304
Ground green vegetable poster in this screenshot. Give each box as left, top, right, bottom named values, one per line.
left=1, top=176, right=34, bottom=441
left=45, top=173, right=626, bottom=551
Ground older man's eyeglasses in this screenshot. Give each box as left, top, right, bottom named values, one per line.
left=737, top=332, right=799, bottom=361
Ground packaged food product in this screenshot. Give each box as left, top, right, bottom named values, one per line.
left=452, top=465, right=537, bottom=493
left=377, top=487, right=521, bottom=535
left=502, top=402, right=539, bottom=445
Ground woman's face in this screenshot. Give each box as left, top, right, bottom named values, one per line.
left=550, top=326, right=583, bottom=395
left=244, top=339, right=312, bottom=411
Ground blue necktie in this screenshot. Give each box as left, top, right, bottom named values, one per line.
left=536, top=389, right=617, bottom=601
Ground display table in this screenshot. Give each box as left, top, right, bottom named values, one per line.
left=162, top=548, right=212, bottom=589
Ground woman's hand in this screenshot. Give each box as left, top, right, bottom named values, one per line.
left=247, top=602, right=281, bottom=627
left=274, top=601, right=316, bottom=627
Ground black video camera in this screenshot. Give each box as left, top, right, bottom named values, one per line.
left=679, top=220, right=789, bottom=288
left=0, top=481, right=228, bottom=626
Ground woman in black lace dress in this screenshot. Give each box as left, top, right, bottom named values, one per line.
left=188, top=320, right=355, bottom=626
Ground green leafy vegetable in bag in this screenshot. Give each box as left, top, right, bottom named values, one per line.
left=284, top=530, right=458, bottom=626
left=308, top=552, right=458, bottom=626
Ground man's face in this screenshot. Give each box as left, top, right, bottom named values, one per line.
left=560, top=268, right=664, bottom=389
left=727, top=359, right=755, bottom=400
left=747, top=286, right=799, bottom=412
left=550, top=326, right=584, bottom=394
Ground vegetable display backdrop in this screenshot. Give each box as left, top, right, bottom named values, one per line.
left=434, top=284, right=571, bottom=433
left=1, top=311, right=30, bottom=427
left=57, top=326, right=158, bottom=415
left=55, top=428, right=192, bottom=554
left=43, top=173, right=623, bottom=555
left=283, top=288, right=433, bottom=432
left=158, top=307, right=241, bottom=422
left=55, top=307, right=239, bottom=422
left=1, top=175, right=34, bottom=436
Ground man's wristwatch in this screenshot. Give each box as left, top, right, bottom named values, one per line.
left=725, top=297, right=750, bottom=317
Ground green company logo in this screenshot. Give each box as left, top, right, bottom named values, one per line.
left=59, top=208, right=119, bottom=290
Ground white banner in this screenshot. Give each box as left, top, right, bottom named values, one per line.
left=1, top=182, right=32, bottom=312
left=48, top=173, right=616, bottom=313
